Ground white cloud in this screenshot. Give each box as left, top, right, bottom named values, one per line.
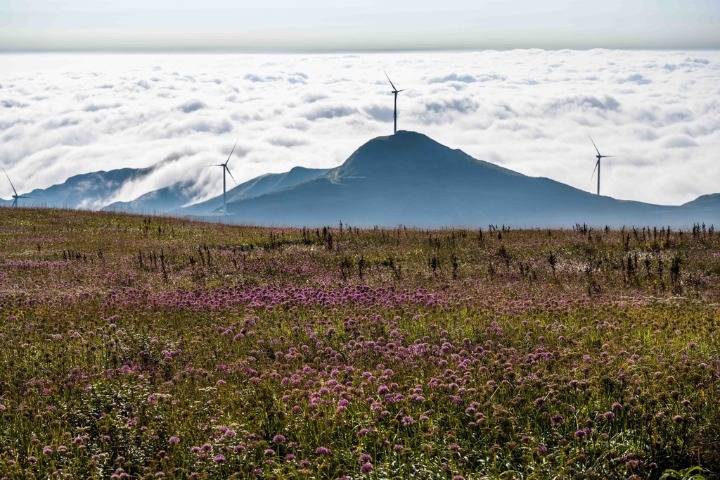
left=0, top=49, right=719, bottom=207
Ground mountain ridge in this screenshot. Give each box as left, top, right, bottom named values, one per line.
left=3, top=131, right=718, bottom=228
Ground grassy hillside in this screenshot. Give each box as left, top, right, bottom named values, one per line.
left=1, top=208, right=719, bottom=479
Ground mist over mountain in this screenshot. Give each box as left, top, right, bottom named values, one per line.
left=0, top=167, right=153, bottom=209
left=175, top=166, right=330, bottom=216
left=103, top=180, right=199, bottom=214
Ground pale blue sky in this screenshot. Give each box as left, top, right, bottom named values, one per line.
left=1, top=0, right=719, bottom=51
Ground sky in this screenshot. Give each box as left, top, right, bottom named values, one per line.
left=1, top=50, right=719, bottom=208
left=0, top=3, right=719, bottom=209
left=1, top=0, right=720, bottom=51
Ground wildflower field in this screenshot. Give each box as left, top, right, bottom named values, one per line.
left=0, top=208, right=718, bottom=479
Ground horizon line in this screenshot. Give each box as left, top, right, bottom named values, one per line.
left=2, top=46, right=720, bottom=55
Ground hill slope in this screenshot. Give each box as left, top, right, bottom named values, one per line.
left=215, top=131, right=717, bottom=228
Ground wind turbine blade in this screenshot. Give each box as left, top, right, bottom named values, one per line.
left=590, top=160, right=599, bottom=180
left=12, top=198, right=17, bottom=207
left=225, top=139, right=239, bottom=166
left=2, top=168, right=18, bottom=197
left=384, top=71, right=397, bottom=91
left=588, top=135, right=601, bottom=157
left=225, top=166, right=237, bottom=185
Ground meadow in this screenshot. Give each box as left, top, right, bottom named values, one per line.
left=0, top=208, right=718, bottom=479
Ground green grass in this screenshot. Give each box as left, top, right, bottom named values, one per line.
left=0, top=208, right=718, bottom=479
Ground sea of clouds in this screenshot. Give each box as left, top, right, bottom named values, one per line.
left=1, top=49, right=719, bottom=207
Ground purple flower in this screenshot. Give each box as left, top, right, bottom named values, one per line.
left=264, top=449, right=275, bottom=457
left=214, top=454, right=226, bottom=464
left=360, top=463, right=374, bottom=474
left=551, top=414, right=564, bottom=426
left=42, top=446, right=53, bottom=455
left=168, top=436, right=180, bottom=444
left=359, top=453, right=372, bottom=463
left=315, top=446, right=331, bottom=455
left=449, top=444, right=460, bottom=451
left=611, top=402, right=622, bottom=411
left=272, top=434, right=286, bottom=443
left=393, top=444, right=404, bottom=452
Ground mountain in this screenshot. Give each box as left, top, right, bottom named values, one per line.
left=204, top=131, right=719, bottom=228
left=103, top=180, right=199, bottom=214
left=2, top=132, right=717, bottom=228
left=1, top=167, right=153, bottom=209
left=174, top=166, right=331, bottom=216
left=682, top=193, right=720, bottom=210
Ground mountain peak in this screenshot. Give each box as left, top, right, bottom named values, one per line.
left=336, top=130, right=479, bottom=178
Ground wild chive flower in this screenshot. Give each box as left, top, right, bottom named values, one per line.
left=168, top=436, right=180, bottom=444
left=315, top=446, right=331, bottom=455
left=214, top=454, right=226, bottom=464
left=360, top=463, right=374, bottom=474
left=272, top=434, right=286, bottom=443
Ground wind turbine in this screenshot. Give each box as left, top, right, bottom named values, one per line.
left=212, top=139, right=239, bottom=215
left=385, top=72, right=406, bottom=134
left=2, top=168, right=29, bottom=207
left=589, top=135, right=615, bottom=196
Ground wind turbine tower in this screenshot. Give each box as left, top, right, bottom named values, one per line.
left=2, top=168, right=29, bottom=207
left=385, top=72, right=405, bottom=134
left=589, top=135, right=615, bottom=196
left=212, top=140, right=239, bottom=215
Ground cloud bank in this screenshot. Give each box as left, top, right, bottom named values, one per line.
left=0, top=50, right=719, bottom=207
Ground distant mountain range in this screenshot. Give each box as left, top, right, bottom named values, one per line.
left=0, top=167, right=153, bottom=210
left=2, top=131, right=719, bottom=228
